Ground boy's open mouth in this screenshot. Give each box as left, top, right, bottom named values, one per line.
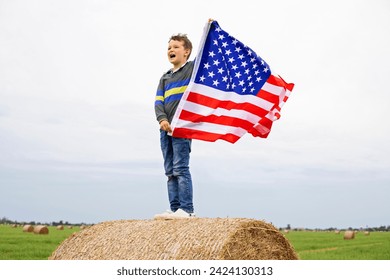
left=170, top=54, right=176, bottom=58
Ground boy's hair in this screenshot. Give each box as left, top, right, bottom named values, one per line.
left=169, top=33, right=193, bottom=59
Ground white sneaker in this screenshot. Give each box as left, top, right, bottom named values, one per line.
left=166, top=208, right=196, bottom=219
left=154, top=210, right=173, bottom=220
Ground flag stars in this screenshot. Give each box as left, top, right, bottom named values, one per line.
left=218, top=67, right=225, bottom=74
left=197, top=24, right=271, bottom=95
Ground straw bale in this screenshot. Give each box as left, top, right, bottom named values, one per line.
left=67, top=226, right=73, bottom=229
left=364, top=231, right=370, bottom=236
left=57, top=225, right=64, bottom=230
left=343, top=230, right=355, bottom=240
left=49, top=218, right=298, bottom=260
left=34, top=225, right=49, bottom=234
left=334, top=230, right=340, bottom=234
left=23, top=225, right=34, bottom=232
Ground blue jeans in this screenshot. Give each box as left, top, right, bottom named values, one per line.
left=160, top=130, right=194, bottom=213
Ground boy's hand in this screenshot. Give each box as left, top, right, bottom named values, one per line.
left=159, top=120, right=172, bottom=133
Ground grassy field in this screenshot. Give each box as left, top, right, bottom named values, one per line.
left=0, top=225, right=80, bottom=260
left=284, top=231, right=390, bottom=260
left=1, top=225, right=389, bottom=260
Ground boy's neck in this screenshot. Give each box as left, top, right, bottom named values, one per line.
left=172, top=61, right=188, bottom=73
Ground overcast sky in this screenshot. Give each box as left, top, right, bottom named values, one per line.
left=1, top=0, right=389, bottom=229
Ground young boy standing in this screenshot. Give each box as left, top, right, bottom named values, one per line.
left=154, top=34, right=195, bottom=219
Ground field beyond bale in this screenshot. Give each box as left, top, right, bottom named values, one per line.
left=1, top=225, right=390, bottom=260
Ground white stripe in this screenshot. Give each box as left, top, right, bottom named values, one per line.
left=190, top=83, right=275, bottom=111
left=183, top=101, right=261, bottom=124
left=175, top=119, right=247, bottom=137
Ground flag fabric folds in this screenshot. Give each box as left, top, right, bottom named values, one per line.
left=170, top=21, right=294, bottom=143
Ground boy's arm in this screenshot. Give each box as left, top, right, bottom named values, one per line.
left=154, top=78, right=169, bottom=129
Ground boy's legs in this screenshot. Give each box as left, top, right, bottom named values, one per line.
left=172, top=136, right=194, bottom=213
left=160, top=131, right=180, bottom=212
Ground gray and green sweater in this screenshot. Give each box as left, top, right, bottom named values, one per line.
left=154, top=61, right=194, bottom=124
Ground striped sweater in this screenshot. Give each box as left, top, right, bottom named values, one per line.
left=155, top=61, right=194, bottom=124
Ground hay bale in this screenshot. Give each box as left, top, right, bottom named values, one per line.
left=343, top=230, right=355, bottom=240
left=80, top=225, right=86, bottom=230
left=34, top=225, right=49, bottom=234
left=23, top=225, right=34, bottom=232
left=364, top=231, right=370, bottom=236
left=67, top=226, right=73, bottom=229
left=334, top=230, right=340, bottom=234
left=57, top=225, right=64, bottom=230
left=49, top=218, right=298, bottom=260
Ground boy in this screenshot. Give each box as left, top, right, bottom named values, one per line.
left=154, top=34, right=195, bottom=219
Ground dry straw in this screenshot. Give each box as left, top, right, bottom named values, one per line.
left=343, top=230, right=355, bottom=240
left=34, top=225, right=49, bottom=234
left=49, top=218, right=298, bottom=260
left=57, top=225, right=64, bottom=230
left=23, top=225, right=34, bottom=232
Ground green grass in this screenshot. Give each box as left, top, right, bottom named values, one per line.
left=1, top=225, right=390, bottom=260
left=0, top=225, right=80, bottom=260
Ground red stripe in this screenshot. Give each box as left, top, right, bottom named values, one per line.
left=187, top=92, right=269, bottom=118
left=249, top=118, right=273, bottom=138
left=256, top=88, right=280, bottom=104
left=172, top=128, right=240, bottom=143
left=267, top=74, right=295, bottom=91
left=179, top=110, right=255, bottom=131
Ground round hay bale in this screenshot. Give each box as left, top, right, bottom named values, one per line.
left=34, top=225, right=49, bottom=234
left=49, top=218, right=298, bottom=260
left=343, top=230, right=355, bottom=240
left=23, top=225, right=34, bottom=232
left=57, top=225, right=64, bottom=230
left=334, top=230, right=340, bottom=234
left=80, top=225, right=86, bottom=230
left=67, top=226, right=73, bottom=229
left=364, top=231, right=370, bottom=236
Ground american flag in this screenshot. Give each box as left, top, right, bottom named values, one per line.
left=170, top=21, right=294, bottom=143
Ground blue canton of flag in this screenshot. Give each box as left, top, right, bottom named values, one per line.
left=195, top=22, right=271, bottom=96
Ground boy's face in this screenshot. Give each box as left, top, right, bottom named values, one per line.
left=167, top=39, right=190, bottom=67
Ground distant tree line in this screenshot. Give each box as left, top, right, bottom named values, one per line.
left=279, top=223, right=390, bottom=232
left=0, top=217, right=91, bottom=227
